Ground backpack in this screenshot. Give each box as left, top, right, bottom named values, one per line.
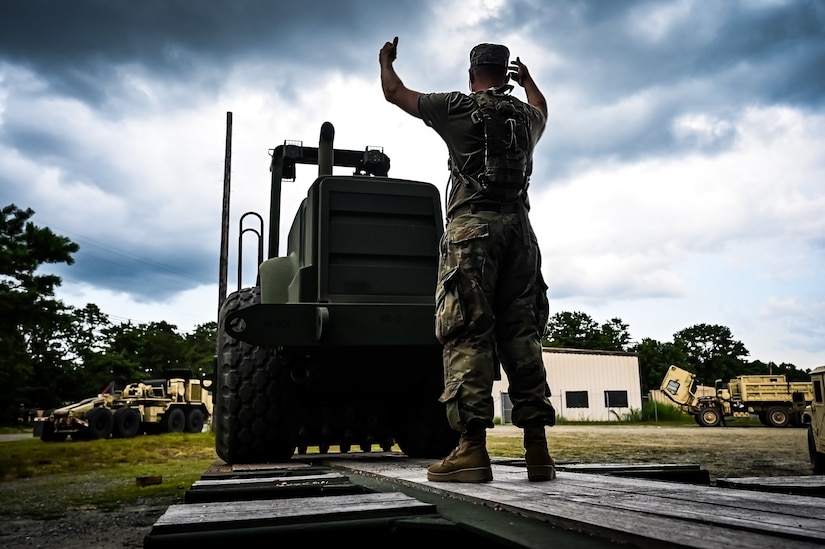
left=461, top=88, right=533, bottom=199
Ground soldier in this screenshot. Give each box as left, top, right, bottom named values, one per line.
left=379, top=37, right=557, bottom=482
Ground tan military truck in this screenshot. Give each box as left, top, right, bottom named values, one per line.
left=660, top=364, right=813, bottom=427
left=807, top=365, right=825, bottom=473
left=34, top=369, right=212, bottom=441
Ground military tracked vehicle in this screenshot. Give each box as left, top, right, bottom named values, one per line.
left=214, top=121, right=459, bottom=464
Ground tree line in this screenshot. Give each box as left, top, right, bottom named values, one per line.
left=542, top=310, right=809, bottom=395
left=0, top=204, right=811, bottom=424
left=0, top=205, right=215, bottom=423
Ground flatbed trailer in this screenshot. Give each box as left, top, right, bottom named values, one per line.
left=143, top=452, right=825, bottom=548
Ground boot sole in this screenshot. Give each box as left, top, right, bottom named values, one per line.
left=427, top=467, right=493, bottom=483
left=527, top=465, right=557, bottom=482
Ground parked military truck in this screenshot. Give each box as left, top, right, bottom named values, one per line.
left=807, top=365, right=825, bottom=473
left=660, top=364, right=813, bottom=427
left=215, top=122, right=459, bottom=464
left=34, top=369, right=212, bottom=441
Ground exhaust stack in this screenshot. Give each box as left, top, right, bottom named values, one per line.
left=319, top=122, right=334, bottom=177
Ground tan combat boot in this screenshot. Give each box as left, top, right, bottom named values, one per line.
left=524, top=424, right=556, bottom=482
left=427, top=423, right=492, bottom=483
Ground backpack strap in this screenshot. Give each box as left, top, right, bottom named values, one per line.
left=462, top=88, right=533, bottom=200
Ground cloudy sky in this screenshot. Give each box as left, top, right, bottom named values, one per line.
left=2, top=0, right=824, bottom=370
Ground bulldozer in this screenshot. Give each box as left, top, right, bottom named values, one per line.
left=214, top=121, right=459, bottom=464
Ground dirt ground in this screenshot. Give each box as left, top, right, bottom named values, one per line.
left=0, top=424, right=814, bottom=548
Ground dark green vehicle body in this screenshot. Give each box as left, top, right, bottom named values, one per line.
left=214, top=122, right=459, bottom=464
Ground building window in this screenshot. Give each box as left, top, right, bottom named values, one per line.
left=566, top=391, right=589, bottom=408
left=604, top=390, right=628, bottom=408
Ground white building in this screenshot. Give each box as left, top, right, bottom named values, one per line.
left=493, top=347, right=643, bottom=423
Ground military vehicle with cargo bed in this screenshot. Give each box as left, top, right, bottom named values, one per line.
left=34, top=369, right=212, bottom=441
left=660, top=364, right=813, bottom=427
left=807, top=364, right=825, bottom=473
left=215, top=121, right=459, bottom=464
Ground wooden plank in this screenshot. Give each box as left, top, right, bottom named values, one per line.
left=191, top=472, right=348, bottom=488
left=323, top=457, right=825, bottom=549
left=531, top=466, right=825, bottom=519
left=199, top=465, right=332, bottom=480
left=716, top=475, right=825, bottom=496
left=184, top=471, right=367, bottom=503
left=468, top=466, right=825, bottom=543
left=151, top=492, right=436, bottom=535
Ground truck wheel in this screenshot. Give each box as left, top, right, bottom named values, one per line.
left=215, top=287, right=298, bottom=464
left=390, top=348, right=460, bottom=458
left=84, top=407, right=114, bottom=439
left=766, top=406, right=790, bottom=428
left=808, top=425, right=825, bottom=474
left=164, top=408, right=186, bottom=433
left=697, top=407, right=721, bottom=427
left=113, top=408, right=141, bottom=438
left=185, top=409, right=205, bottom=433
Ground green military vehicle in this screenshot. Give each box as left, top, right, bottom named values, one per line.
left=214, top=122, right=459, bottom=464
left=807, top=365, right=825, bottom=473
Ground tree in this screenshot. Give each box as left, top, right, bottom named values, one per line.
left=544, top=311, right=632, bottom=352
left=745, top=359, right=810, bottom=381
left=0, top=204, right=79, bottom=420
left=184, top=321, right=217, bottom=380
left=673, top=324, right=749, bottom=384
left=600, top=317, right=632, bottom=352
left=632, top=338, right=689, bottom=394
left=100, top=321, right=187, bottom=380
left=544, top=311, right=602, bottom=349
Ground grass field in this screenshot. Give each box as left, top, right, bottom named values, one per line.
left=0, top=420, right=813, bottom=519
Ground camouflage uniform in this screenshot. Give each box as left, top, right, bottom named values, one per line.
left=419, top=86, right=556, bottom=434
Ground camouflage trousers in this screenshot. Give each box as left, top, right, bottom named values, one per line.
left=435, top=208, right=556, bottom=433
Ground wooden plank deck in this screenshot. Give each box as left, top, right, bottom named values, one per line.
left=144, top=454, right=825, bottom=548
left=322, top=456, right=825, bottom=548
left=151, top=491, right=437, bottom=534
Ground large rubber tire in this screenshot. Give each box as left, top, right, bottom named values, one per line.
left=808, top=425, right=825, bottom=474
left=214, top=287, right=298, bottom=464
left=112, top=408, right=141, bottom=438
left=390, top=347, right=460, bottom=459
left=84, top=408, right=114, bottom=440
left=766, top=406, right=790, bottom=428
left=697, top=406, right=721, bottom=427
left=185, top=408, right=205, bottom=433
left=164, top=408, right=186, bottom=433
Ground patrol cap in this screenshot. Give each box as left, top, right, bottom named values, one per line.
left=470, top=43, right=509, bottom=69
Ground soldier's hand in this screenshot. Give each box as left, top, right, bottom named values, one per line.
left=379, top=36, right=399, bottom=67
left=509, top=57, right=531, bottom=87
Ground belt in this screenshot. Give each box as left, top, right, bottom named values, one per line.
left=448, top=201, right=523, bottom=219
left=447, top=201, right=532, bottom=247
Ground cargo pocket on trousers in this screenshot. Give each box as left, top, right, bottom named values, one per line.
left=535, top=271, right=550, bottom=331
left=438, top=380, right=463, bottom=431
left=435, top=266, right=464, bottom=345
